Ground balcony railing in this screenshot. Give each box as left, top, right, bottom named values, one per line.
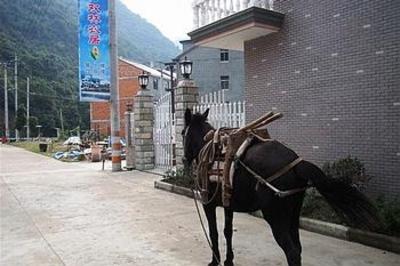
left=193, top=0, right=274, bottom=29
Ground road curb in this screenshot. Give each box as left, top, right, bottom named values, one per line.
left=154, top=180, right=195, bottom=199
left=154, top=179, right=399, bottom=254
left=347, top=228, right=400, bottom=254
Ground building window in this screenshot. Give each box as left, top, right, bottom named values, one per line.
left=220, top=75, right=229, bottom=90
left=220, top=49, right=229, bottom=62
left=153, top=78, right=159, bottom=90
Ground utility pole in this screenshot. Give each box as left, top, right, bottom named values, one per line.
left=59, top=108, right=64, bottom=136
left=109, top=0, right=121, bottom=171
left=3, top=66, right=9, bottom=140
left=26, top=77, right=30, bottom=139
left=14, top=53, right=18, bottom=140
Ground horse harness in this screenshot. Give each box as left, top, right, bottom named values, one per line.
left=196, top=112, right=308, bottom=207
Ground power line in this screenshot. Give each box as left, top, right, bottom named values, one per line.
left=15, top=88, right=78, bottom=102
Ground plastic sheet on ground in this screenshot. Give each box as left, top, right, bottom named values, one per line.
left=53, top=150, right=84, bottom=162
left=63, top=136, right=82, bottom=146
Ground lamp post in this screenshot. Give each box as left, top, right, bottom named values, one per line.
left=36, top=125, right=42, bottom=139
left=179, top=56, right=193, bottom=80
left=138, top=71, right=149, bottom=90
left=164, top=61, right=177, bottom=114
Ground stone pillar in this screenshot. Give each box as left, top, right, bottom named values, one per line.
left=174, top=79, right=199, bottom=169
left=133, top=89, right=154, bottom=170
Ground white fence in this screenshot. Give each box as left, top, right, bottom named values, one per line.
left=193, top=90, right=246, bottom=128
left=153, top=93, right=175, bottom=170
left=153, top=90, right=245, bottom=169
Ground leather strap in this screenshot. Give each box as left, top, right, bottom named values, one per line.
left=266, top=157, right=303, bottom=183
left=237, top=157, right=307, bottom=198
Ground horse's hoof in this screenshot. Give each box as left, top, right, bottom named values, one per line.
left=224, top=260, right=234, bottom=266
left=208, top=261, right=219, bottom=266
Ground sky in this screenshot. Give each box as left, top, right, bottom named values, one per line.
left=120, top=0, right=194, bottom=45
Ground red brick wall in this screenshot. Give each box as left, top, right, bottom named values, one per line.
left=90, top=59, right=141, bottom=138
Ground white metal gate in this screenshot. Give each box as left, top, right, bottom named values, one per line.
left=153, top=93, right=175, bottom=170
left=193, top=90, right=246, bottom=128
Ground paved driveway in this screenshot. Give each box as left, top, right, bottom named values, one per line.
left=1, top=144, right=399, bottom=266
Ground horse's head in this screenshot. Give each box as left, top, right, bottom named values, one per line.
left=182, top=108, right=213, bottom=170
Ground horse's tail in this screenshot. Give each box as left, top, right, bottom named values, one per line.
left=297, top=160, right=382, bottom=231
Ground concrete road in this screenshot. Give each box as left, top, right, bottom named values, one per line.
left=1, top=144, right=399, bottom=266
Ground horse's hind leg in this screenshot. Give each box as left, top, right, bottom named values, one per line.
left=203, top=203, right=221, bottom=266
left=223, top=207, right=234, bottom=266
left=290, top=193, right=305, bottom=256
left=262, top=205, right=301, bottom=266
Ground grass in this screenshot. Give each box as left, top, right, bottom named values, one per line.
left=10, top=141, right=68, bottom=157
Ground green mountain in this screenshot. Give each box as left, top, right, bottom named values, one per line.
left=116, top=1, right=181, bottom=63
left=0, top=0, right=180, bottom=137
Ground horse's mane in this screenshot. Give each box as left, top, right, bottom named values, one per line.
left=191, top=112, right=207, bottom=125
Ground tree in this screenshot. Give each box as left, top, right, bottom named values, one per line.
left=14, top=105, right=26, bottom=132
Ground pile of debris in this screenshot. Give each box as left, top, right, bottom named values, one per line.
left=52, top=136, right=126, bottom=162
left=53, top=136, right=84, bottom=162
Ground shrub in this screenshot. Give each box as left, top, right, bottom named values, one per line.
left=375, top=196, right=400, bottom=237
left=322, top=156, right=370, bottom=191
left=303, top=156, right=370, bottom=226
left=301, top=188, right=344, bottom=224
left=163, top=167, right=194, bottom=188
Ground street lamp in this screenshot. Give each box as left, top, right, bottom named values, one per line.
left=164, top=61, right=178, bottom=113
left=36, top=125, right=42, bottom=138
left=179, top=56, right=193, bottom=79
left=138, top=71, right=149, bottom=90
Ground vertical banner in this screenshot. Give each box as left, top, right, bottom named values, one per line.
left=79, top=0, right=111, bottom=102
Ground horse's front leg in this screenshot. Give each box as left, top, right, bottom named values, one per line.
left=203, top=203, right=220, bottom=266
left=224, top=207, right=234, bottom=266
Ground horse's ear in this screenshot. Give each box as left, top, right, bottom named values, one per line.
left=184, top=108, right=192, bottom=126
left=202, top=108, right=209, bottom=120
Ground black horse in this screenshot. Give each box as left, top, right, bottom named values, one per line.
left=182, top=108, right=380, bottom=266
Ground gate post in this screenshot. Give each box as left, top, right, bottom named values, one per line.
left=175, top=79, right=199, bottom=168
left=133, top=89, right=154, bottom=170
left=125, top=104, right=135, bottom=170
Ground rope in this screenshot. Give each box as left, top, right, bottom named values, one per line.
left=191, top=188, right=222, bottom=266
left=195, top=137, right=221, bottom=205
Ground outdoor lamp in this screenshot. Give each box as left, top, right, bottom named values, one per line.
left=138, top=71, right=149, bottom=89
left=179, top=56, right=193, bottom=79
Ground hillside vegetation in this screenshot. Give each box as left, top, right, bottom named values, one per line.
left=0, top=0, right=179, bottom=136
